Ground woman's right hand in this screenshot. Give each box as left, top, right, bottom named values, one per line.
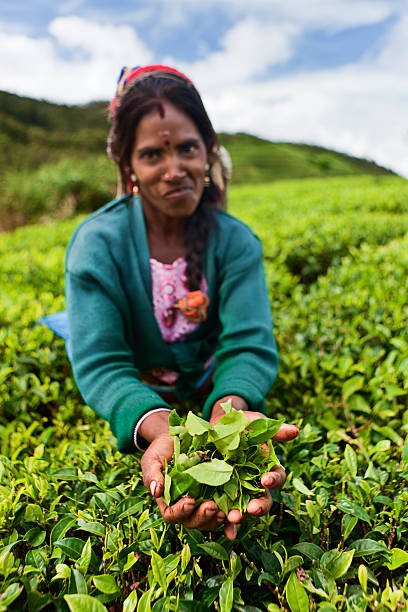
left=141, top=433, right=226, bottom=530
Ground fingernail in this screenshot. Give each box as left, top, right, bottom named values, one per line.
left=268, top=477, right=276, bottom=487
left=150, top=481, right=156, bottom=496
left=183, top=502, right=195, bottom=512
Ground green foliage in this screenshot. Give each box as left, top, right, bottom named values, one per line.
left=164, top=403, right=283, bottom=513
left=219, top=133, right=394, bottom=184
left=0, top=156, right=116, bottom=230
left=1, top=174, right=408, bottom=609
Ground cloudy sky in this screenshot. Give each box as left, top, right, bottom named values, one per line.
left=1, top=0, right=407, bottom=176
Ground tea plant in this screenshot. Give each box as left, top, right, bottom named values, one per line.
left=1, top=175, right=408, bottom=610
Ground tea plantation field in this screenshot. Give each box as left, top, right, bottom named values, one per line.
left=1, top=174, right=408, bottom=611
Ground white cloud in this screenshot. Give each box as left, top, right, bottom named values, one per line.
left=168, top=0, right=399, bottom=32
left=376, top=12, right=408, bottom=70
left=0, top=16, right=153, bottom=103
left=0, top=6, right=407, bottom=176
left=168, top=18, right=299, bottom=90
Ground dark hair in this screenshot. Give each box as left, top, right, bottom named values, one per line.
left=108, top=75, right=221, bottom=291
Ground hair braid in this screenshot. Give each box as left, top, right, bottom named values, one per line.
left=184, top=182, right=219, bottom=291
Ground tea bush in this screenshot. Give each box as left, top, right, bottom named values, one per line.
left=1, top=176, right=408, bottom=611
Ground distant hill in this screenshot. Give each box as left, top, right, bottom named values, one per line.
left=0, top=90, right=395, bottom=183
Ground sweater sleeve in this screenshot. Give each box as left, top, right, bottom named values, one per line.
left=66, top=256, right=171, bottom=454
left=202, top=228, right=278, bottom=420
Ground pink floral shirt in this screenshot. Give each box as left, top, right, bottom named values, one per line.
left=149, top=257, right=208, bottom=384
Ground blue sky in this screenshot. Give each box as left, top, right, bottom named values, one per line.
left=0, top=0, right=407, bottom=176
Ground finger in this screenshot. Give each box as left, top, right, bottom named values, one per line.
left=140, top=436, right=174, bottom=497
left=273, top=423, right=300, bottom=442
left=246, top=488, right=273, bottom=517
left=141, top=454, right=165, bottom=497
left=224, top=522, right=238, bottom=541
left=183, top=501, right=224, bottom=531
left=227, top=509, right=245, bottom=524
left=261, top=466, right=287, bottom=489
left=156, top=496, right=196, bottom=525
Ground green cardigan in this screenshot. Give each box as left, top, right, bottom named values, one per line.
left=65, top=195, right=278, bottom=452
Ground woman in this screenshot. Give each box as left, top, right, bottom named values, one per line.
left=65, top=64, right=299, bottom=540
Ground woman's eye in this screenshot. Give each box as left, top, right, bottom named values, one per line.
left=181, top=143, right=197, bottom=155
left=142, top=150, right=161, bottom=161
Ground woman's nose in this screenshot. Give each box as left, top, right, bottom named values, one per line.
left=162, top=155, right=186, bottom=181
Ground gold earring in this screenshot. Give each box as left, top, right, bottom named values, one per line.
left=130, top=173, right=139, bottom=195
left=204, top=164, right=211, bottom=187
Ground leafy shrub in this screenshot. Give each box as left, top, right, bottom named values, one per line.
left=1, top=177, right=408, bottom=610
left=0, top=157, right=115, bottom=229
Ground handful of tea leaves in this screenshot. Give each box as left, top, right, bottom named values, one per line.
left=163, top=400, right=284, bottom=515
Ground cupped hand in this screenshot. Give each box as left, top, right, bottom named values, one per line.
left=210, top=398, right=300, bottom=540
left=140, top=433, right=226, bottom=531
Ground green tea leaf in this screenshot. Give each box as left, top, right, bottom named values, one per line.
left=292, top=478, right=314, bottom=496
left=0, top=583, right=22, bottom=607
left=76, top=522, right=106, bottom=537
left=199, top=542, right=229, bottom=561
left=25, top=527, right=46, bottom=547
left=123, top=590, right=138, bottom=612
left=342, top=515, right=358, bottom=541
left=350, top=539, right=390, bottom=557
left=320, top=549, right=354, bottom=579
left=180, top=543, right=191, bottom=573
left=291, top=543, right=324, bottom=561
left=337, top=496, right=371, bottom=523
left=170, top=470, right=195, bottom=500
left=93, top=574, right=119, bottom=594
left=64, top=594, right=106, bottom=612
left=241, top=480, right=264, bottom=493
left=151, top=550, right=167, bottom=594
left=247, top=417, right=285, bottom=445
left=224, top=477, right=238, bottom=501
left=184, top=459, right=233, bottom=486
left=358, top=565, right=368, bottom=593
left=169, top=409, right=183, bottom=427
left=344, top=444, right=357, bottom=477
left=76, top=537, right=92, bottom=575
left=185, top=413, right=212, bottom=435
left=115, top=498, right=144, bottom=520
left=385, top=548, right=408, bottom=570
left=73, top=568, right=88, bottom=594
left=210, top=409, right=248, bottom=452
left=213, top=490, right=231, bottom=515
left=163, top=472, right=171, bottom=505
left=219, top=577, right=234, bottom=612
left=137, top=587, right=153, bottom=612
left=285, top=571, right=309, bottom=612
left=343, top=376, right=364, bottom=401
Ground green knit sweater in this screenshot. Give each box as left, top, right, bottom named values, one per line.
left=65, top=195, right=278, bottom=452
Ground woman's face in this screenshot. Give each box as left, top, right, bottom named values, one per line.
left=129, top=100, right=208, bottom=221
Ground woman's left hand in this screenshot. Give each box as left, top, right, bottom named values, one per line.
left=210, top=396, right=300, bottom=541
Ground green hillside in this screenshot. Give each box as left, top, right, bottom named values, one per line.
left=0, top=90, right=396, bottom=231
left=0, top=90, right=394, bottom=181
left=220, top=133, right=394, bottom=183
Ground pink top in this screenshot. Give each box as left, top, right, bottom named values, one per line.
left=149, top=257, right=208, bottom=384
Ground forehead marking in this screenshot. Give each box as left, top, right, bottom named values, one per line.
left=159, top=130, right=171, bottom=147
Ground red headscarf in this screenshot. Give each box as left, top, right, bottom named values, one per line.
left=109, top=64, right=194, bottom=115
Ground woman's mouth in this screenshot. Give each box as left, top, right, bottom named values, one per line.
left=163, top=186, right=193, bottom=199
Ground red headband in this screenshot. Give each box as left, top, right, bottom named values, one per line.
left=109, top=64, right=194, bottom=115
